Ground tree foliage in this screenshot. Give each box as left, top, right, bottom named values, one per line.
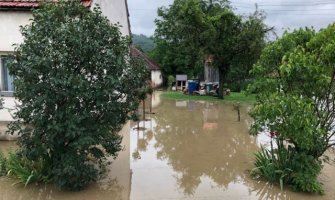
left=153, top=0, right=210, bottom=82
left=8, top=1, right=148, bottom=191
left=227, top=10, right=269, bottom=91
left=153, top=0, right=269, bottom=96
left=249, top=25, right=335, bottom=194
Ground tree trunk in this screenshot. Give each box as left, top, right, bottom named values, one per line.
left=218, top=68, right=226, bottom=99
left=149, top=94, right=152, bottom=114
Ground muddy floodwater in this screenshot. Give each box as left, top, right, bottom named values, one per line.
left=0, top=96, right=334, bottom=200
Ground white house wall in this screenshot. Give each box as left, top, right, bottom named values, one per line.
left=151, top=70, right=162, bottom=88
left=92, top=0, right=130, bottom=36
left=0, top=11, right=32, bottom=52
left=0, top=1, right=130, bottom=53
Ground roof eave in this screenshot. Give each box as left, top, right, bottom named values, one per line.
left=0, top=0, right=92, bottom=10
left=0, top=2, right=38, bottom=10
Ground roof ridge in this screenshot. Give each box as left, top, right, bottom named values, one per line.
left=0, top=0, right=92, bottom=9
left=131, top=47, right=160, bottom=71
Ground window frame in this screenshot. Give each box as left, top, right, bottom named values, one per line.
left=0, top=55, right=15, bottom=97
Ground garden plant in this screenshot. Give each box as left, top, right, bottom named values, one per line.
left=249, top=25, right=335, bottom=194
left=2, top=1, right=148, bottom=191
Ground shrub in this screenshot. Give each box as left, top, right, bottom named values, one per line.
left=249, top=26, right=335, bottom=194
left=52, top=152, right=97, bottom=191
left=7, top=1, right=148, bottom=190
left=167, top=75, right=176, bottom=89
left=227, top=79, right=253, bottom=92
left=289, top=153, right=323, bottom=194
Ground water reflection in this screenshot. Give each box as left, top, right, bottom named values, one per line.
left=131, top=118, right=155, bottom=161
left=202, top=102, right=219, bottom=130
left=0, top=177, right=127, bottom=200
left=0, top=97, right=334, bottom=200
left=152, top=100, right=258, bottom=196
left=130, top=99, right=335, bottom=200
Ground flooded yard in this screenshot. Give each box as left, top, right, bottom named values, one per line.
left=0, top=96, right=334, bottom=200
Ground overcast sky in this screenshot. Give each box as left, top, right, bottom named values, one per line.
left=127, top=0, right=335, bottom=37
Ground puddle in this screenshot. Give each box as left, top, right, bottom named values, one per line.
left=0, top=97, right=334, bottom=200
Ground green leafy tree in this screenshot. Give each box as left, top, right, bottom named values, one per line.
left=8, top=1, right=148, bottom=191
left=249, top=25, right=335, bottom=194
left=227, top=10, right=270, bottom=92
left=153, top=0, right=216, bottom=82
left=153, top=0, right=269, bottom=96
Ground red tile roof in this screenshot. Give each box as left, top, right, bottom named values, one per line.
left=0, top=0, right=92, bottom=9
left=131, top=47, right=160, bottom=71
left=81, top=0, right=91, bottom=7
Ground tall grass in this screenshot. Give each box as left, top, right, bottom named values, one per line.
left=251, top=145, right=323, bottom=194
left=0, top=152, right=7, bottom=176
left=0, top=151, right=50, bottom=186
left=251, top=147, right=292, bottom=190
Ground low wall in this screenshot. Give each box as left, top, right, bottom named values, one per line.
left=0, top=97, right=19, bottom=140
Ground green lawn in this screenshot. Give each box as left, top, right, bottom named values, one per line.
left=160, top=91, right=256, bottom=102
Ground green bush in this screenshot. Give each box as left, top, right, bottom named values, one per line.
left=249, top=26, right=335, bottom=194
left=227, top=79, right=253, bottom=92
left=7, top=1, right=148, bottom=190
left=289, top=153, right=323, bottom=194
left=167, top=75, right=175, bottom=89
left=52, top=153, right=97, bottom=191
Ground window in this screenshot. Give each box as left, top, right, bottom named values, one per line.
left=0, top=56, right=15, bottom=95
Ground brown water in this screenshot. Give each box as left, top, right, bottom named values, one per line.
left=0, top=97, right=334, bottom=200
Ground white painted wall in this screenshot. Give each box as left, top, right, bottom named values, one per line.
left=151, top=70, right=162, bottom=88
left=92, top=0, right=130, bottom=36
left=0, top=11, right=32, bottom=52
left=0, top=1, right=130, bottom=53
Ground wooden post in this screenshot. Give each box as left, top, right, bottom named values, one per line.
left=143, top=99, right=146, bottom=128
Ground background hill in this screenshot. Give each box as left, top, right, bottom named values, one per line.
left=132, top=34, right=155, bottom=53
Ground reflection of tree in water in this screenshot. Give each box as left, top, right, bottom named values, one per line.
left=153, top=100, right=259, bottom=196
left=132, top=150, right=141, bottom=160
left=0, top=176, right=126, bottom=200
left=145, top=130, right=154, bottom=141
left=132, top=122, right=155, bottom=160
left=248, top=181, right=292, bottom=200
left=97, top=178, right=125, bottom=200
left=174, top=172, right=201, bottom=195
left=137, top=130, right=153, bottom=152
left=137, top=137, right=149, bottom=152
